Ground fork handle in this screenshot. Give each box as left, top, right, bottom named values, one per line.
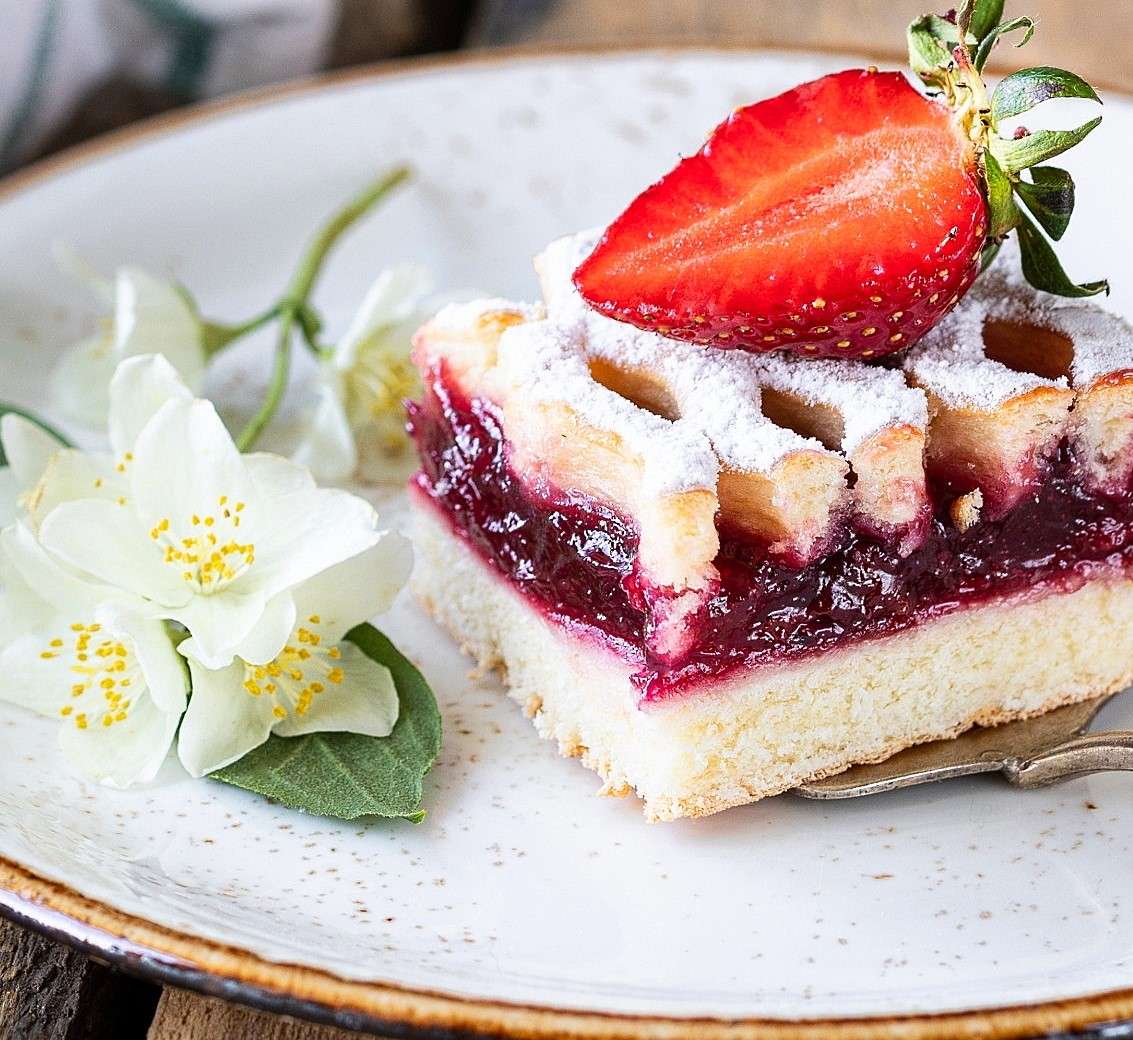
left=1005, top=730, right=1133, bottom=788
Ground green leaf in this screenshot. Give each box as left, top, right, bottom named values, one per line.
left=973, top=16, right=1035, bottom=72
left=210, top=624, right=442, bottom=821
left=1014, top=166, right=1075, bottom=240
left=991, top=116, right=1102, bottom=172
left=0, top=403, right=70, bottom=467
left=967, top=0, right=1006, bottom=43
left=983, top=150, right=1019, bottom=239
left=991, top=66, right=1102, bottom=122
left=980, top=239, right=1003, bottom=273
left=1015, top=213, right=1108, bottom=298
left=907, top=15, right=955, bottom=80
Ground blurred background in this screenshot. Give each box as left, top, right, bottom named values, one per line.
left=3, top=0, right=1129, bottom=175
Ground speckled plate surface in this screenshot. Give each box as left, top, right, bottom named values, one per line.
left=2, top=49, right=1133, bottom=1040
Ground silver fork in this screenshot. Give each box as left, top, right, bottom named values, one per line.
left=793, top=691, right=1133, bottom=799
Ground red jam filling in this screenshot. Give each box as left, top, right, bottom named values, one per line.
left=409, top=364, right=1133, bottom=701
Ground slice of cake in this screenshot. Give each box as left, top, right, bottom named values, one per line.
left=407, top=232, right=1133, bottom=821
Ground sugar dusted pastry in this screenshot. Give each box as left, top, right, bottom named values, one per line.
left=407, top=234, right=1133, bottom=820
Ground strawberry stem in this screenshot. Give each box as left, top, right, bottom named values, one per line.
left=907, top=0, right=1107, bottom=298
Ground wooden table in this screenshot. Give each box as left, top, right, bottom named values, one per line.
left=3, top=1, right=1131, bottom=1036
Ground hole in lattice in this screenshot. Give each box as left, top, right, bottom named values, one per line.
left=982, top=319, right=1074, bottom=382
left=587, top=359, right=680, bottom=421
left=759, top=387, right=846, bottom=452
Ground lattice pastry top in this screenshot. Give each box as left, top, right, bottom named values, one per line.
left=414, top=233, right=1133, bottom=657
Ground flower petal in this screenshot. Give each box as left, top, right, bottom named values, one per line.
left=0, top=631, right=74, bottom=715
left=353, top=421, right=419, bottom=484
left=96, top=604, right=188, bottom=716
left=172, top=587, right=268, bottom=669
left=1, top=521, right=124, bottom=617
left=248, top=488, right=380, bottom=600
left=0, top=536, right=57, bottom=643
left=107, top=353, right=193, bottom=458
left=53, top=242, right=115, bottom=306
left=273, top=642, right=398, bottom=738
left=335, top=265, right=432, bottom=371
left=243, top=452, right=316, bottom=497
left=38, top=499, right=188, bottom=605
left=178, top=658, right=277, bottom=776
left=227, top=590, right=295, bottom=667
left=50, top=333, right=117, bottom=427
left=128, top=397, right=254, bottom=535
left=114, top=268, right=206, bottom=391
left=57, top=692, right=180, bottom=788
left=25, top=448, right=119, bottom=529
left=292, top=533, right=412, bottom=644
left=0, top=414, right=64, bottom=492
left=291, top=370, right=357, bottom=483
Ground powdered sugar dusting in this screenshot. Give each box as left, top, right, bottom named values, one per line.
left=538, top=231, right=922, bottom=465
left=755, top=354, right=928, bottom=456
left=429, top=297, right=544, bottom=333
left=906, top=244, right=1133, bottom=409
left=497, top=319, right=719, bottom=496
left=979, top=245, right=1133, bottom=388
left=538, top=232, right=840, bottom=473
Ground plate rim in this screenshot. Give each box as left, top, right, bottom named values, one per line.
left=7, top=855, right=1133, bottom=1040
left=2, top=45, right=1132, bottom=1040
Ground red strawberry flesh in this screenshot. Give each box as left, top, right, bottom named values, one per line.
left=573, top=69, right=987, bottom=359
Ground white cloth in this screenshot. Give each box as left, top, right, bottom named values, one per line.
left=1, top=0, right=336, bottom=172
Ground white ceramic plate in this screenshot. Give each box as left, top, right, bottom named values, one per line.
left=2, top=49, right=1133, bottom=1039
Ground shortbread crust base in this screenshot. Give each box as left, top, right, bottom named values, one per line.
left=410, top=493, right=1133, bottom=822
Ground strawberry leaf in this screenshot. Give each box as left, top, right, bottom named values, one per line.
left=1016, top=213, right=1108, bottom=298
left=973, top=16, right=1035, bottom=72
left=907, top=15, right=956, bottom=79
left=1014, top=166, right=1075, bottom=240
left=980, top=239, right=1003, bottom=273
left=991, top=66, right=1102, bottom=122
left=991, top=116, right=1102, bottom=172
left=967, top=0, right=1006, bottom=44
left=0, top=403, right=69, bottom=466
left=983, top=151, right=1019, bottom=239
left=210, top=624, right=442, bottom=822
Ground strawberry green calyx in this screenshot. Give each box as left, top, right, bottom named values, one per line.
left=907, top=0, right=1108, bottom=297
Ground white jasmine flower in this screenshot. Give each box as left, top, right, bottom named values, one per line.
left=36, top=355, right=389, bottom=670
left=293, top=265, right=431, bottom=484
left=51, top=262, right=207, bottom=428
left=177, top=533, right=411, bottom=775
left=0, top=362, right=191, bottom=783
left=0, top=524, right=187, bottom=788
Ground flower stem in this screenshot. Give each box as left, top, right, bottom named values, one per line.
left=201, top=305, right=282, bottom=357
left=236, top=309, right=295, bottom=452
left=234, top=165, right=411, bottom=451
left=288, top=165, right=411, bottom=307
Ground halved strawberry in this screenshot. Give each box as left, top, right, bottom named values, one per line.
left=574, top=2, right=1106, bottom=361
